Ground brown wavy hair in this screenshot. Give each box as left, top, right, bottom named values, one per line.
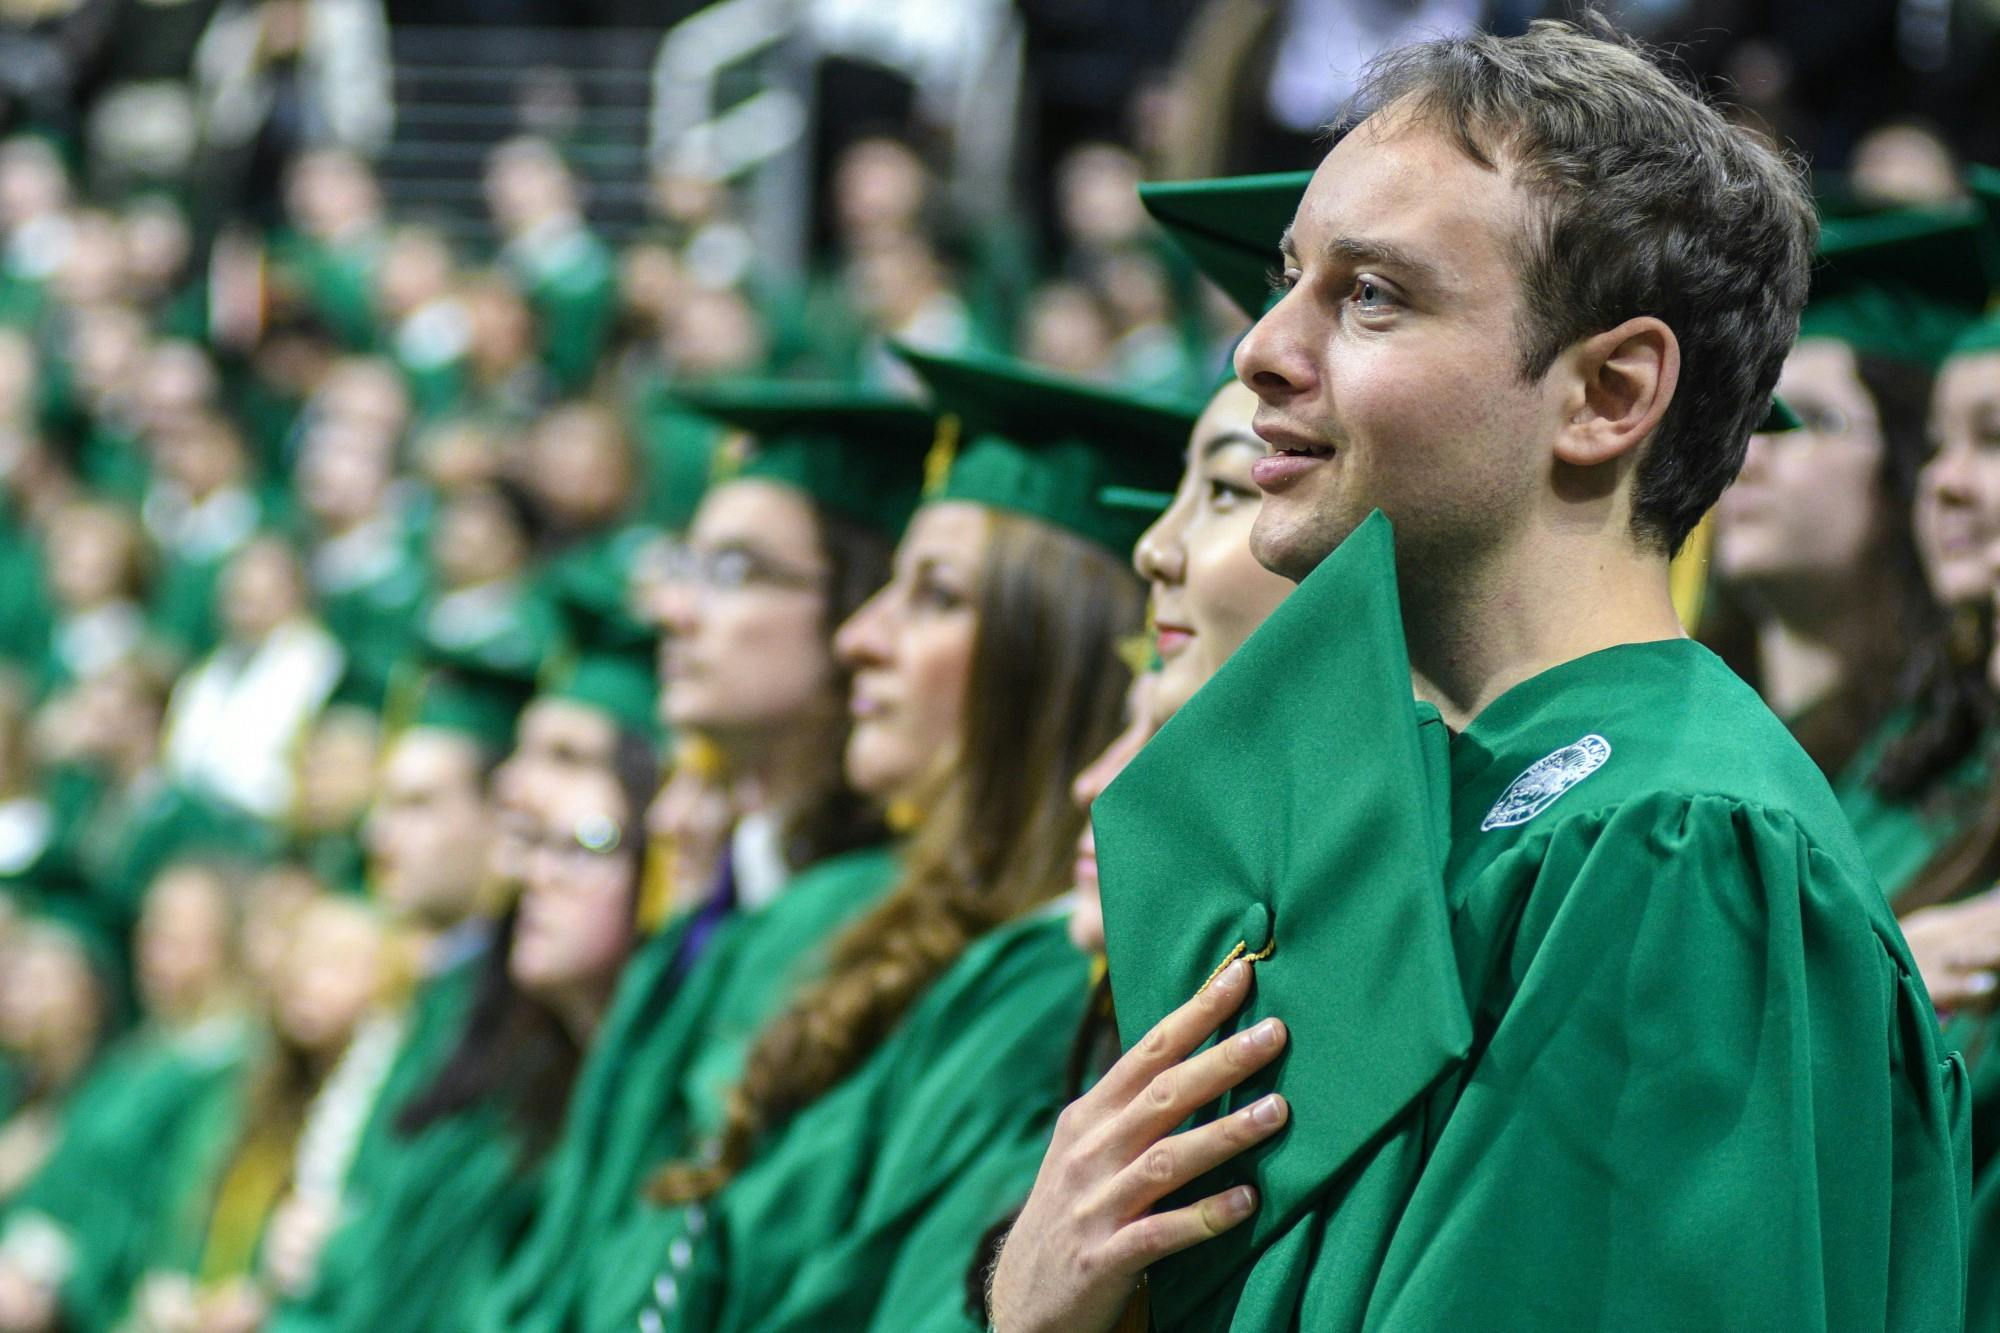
left=649, top=510, right=1142, bottom=1202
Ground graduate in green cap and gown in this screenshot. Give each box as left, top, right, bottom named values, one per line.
left=522, top=401, right=665, bottom=669
left=274, top=735, right=659, bottom=1333
left=267, top=582, right=663, bottom=1333
left=991, top=26, right=1967, bottom=1330
left=0, top=898, right=122, bottom=1203
left=295, top=393, right=432, bottom=712
left=116, top=889, right=394, bottom=1331
left=141, top=411, right=265, bottom=662
left=605, top=347, right=1187, bottom=1333
left=485, top=138, right=618, bottom=396
left=1704, top=206, right=1994, bottom=899
left=416, top=479, right=562, bottom=692
left=1883, top=271, right=2000, bottom=1328
left=473, top=385, right=927, bottom=1333
left=254, top=670, right=522, bottom=1330
left=0, top=865, right=255, bottom=1331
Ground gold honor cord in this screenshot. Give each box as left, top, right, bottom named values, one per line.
left=1197, top=935, right=1276, bottom=995
left=923, top=415, right=961, bottom=498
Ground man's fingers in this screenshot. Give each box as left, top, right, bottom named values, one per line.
left=1103, top=1093, right=1289, bottom=1217
left=1090, top=960, right=1257, bottom=1105
left=1102, top=1185, right=1259, bottom=1271
left=1110, top=1016, right=1288, bottom=1149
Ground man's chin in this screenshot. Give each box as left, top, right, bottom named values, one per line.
left=1250, top=506, right=1350, bottom=585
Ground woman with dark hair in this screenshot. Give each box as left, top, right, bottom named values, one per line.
left=594, top=347, right=1183, bottom=1333
left=474, top=389, right=929, bottom=1333
left=261, top=695, right=660, bottom=1333
left=1873, top=292, right=2000, bottom=1329
left=1705, top=209, right=1993, bottom=899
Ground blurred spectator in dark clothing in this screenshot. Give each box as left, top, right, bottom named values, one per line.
left=196, top=0, right=392, bottom=229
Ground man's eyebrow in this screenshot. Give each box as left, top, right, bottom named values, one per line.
left=1278, top=228, right=1444, bottom=289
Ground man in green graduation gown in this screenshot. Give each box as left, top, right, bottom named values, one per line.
left=991, top=21, right=1969, bottom=1331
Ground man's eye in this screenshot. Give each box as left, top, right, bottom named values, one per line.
left=1353, top=278, right=1393, bottom=309
left=1267, top=266, right=1300, bottom=294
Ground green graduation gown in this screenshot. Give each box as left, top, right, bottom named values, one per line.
left=502, top=222, right=616, bottom=394
left=311, top=514, right=430, bottom=709
left=3, top=1015, right=253, bottom=1331
left=473, top=844, right=899, bottom=1333
left=267, top=1101, right=536, bottom=1333
left=1138, top=641, right=1973, bottom=1329
left=268, top=932, right=490, bottom=1332
left=1832, top=708, right=1989, bottom=903
left=621, top=905, right=1093, bottom=1333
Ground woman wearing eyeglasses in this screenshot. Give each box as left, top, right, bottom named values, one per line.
left=473, top=390, right=932, bottom=1333
left=1705, top=211, right=1983, bottom=901
left=586, top=347, right=1188, bottom=1333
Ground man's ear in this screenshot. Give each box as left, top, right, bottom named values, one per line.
left=1555, top=316, right=1679, bottom=468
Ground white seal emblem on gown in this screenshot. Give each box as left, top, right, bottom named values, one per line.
left=1481, top=734, right=1612, bottom=831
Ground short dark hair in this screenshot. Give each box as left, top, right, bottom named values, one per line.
left=1350, top=18, right=1817, bottom=555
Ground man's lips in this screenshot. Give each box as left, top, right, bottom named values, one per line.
left=1251, top=422, right=1335, bottom=493
left=1154, top=622, right=1193, bottom=658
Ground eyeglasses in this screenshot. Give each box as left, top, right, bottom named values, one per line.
left=517, top=812, right=631, bottom=869
left=645, top=541, right=826, bottom=595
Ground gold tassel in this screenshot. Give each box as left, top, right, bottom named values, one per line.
left=923, top=416, right=961, bottom=498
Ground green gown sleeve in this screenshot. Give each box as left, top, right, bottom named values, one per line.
left=1344, top=794, right=1970, bottom=1330
left=619, top=912, right=1091, bottom=1333
left=1831, top=710, right=1989, bottom=902
left=264, top=955, right=497, bottom=1333
left=471, top=910, right=713, bottom=1333
left=1949, top=1009, right=2000, bottom=1325
left=1970, top=1152, right=2000, bottom=1327
left=271, top=1105, right=539, bottom=1333
left=5, top=1023, right=251, bottom=1331
left=526, top=237, right=616, bottom=395
left=572, top=846, right=902, bottom=1330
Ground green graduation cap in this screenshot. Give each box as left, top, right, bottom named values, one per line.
left=1797, top=205, right=1990, bottom=367
left=893, top=345, right=1200, bottom=555
left=540, top=649, right=660, bottom=742
left=407, top=667, right=531, bottom=756
left=399, top=618, right=544, bottom=756
left=673, top=381, right=937, bottom=539
left=545, top=526, right=660, bottom=658
left=540, top=527, right=663, bottom=742
left=1094, top=510, right=1471, bottom=1314
left=1946, top=164, right=2000, bottom=359
left=1139, top=171, right=1314, bottom=320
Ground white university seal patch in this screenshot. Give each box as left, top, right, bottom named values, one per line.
left=1480, top=734, right=1612, bottom=832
